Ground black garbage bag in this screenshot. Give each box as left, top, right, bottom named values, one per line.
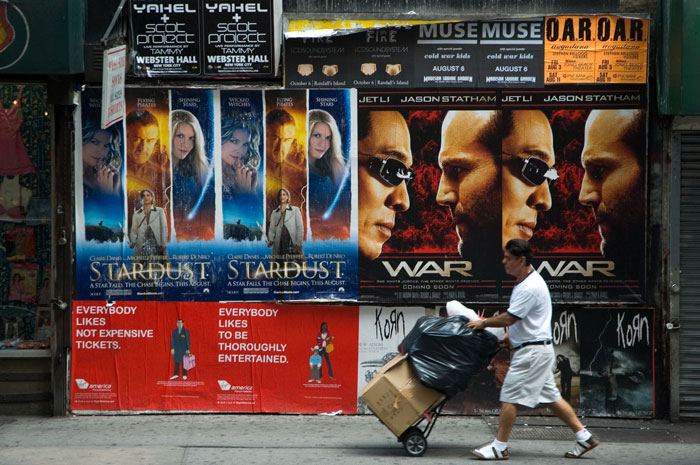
left=399, top=315, right=500, bottom=398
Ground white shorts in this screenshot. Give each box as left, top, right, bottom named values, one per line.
left=500, top=344, right=562, bottom=408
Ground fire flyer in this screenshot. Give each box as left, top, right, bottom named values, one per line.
left=74, top=88, right=358, bottom=302
left=129, top=0, right=202, bottom=76
left=70, top=301, right=359, bottom=413
left=357, top=86, right=647, bottom=303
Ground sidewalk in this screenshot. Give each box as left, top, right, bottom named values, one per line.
left=1, top=413, right=699, bottom=465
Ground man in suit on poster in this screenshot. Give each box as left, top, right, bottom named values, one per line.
left=170, top=319, right=190, bottom=380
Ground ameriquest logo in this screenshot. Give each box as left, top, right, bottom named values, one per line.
left=75, top=379, right=113, bottom=390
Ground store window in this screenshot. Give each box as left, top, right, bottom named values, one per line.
left=0, top=83, right=52, bottom=349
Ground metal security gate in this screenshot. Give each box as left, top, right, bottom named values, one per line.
left=678, top=132, right=700, bottom=419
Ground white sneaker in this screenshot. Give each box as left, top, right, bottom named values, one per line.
left=565, top=434, right=600, bottom=458
left=183, top=376, right=187, bottom=380
left=471, top=442, right=509, bottom=460
left=169, top=375, right=179, bottom=380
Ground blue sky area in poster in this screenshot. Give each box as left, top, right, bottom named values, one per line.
left=74, top=88, right=358, bottom=302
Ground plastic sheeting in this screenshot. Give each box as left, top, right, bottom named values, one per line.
left=399, top=315, right=500, bottom=398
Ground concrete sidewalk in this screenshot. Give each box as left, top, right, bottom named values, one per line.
left=1, top=414, right=699, bottom=465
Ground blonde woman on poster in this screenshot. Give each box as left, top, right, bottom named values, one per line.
left=307, top=109, right=350, bottom=240
left=170, top=109, right=214, bottom=240
left=307, top=109, right=345, bottom=188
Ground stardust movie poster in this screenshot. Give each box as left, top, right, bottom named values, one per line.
left=357, top=86, right=647, bottom=304
left=74, top=88, right=358, bottom=302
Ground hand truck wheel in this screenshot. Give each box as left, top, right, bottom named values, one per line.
left=402, top=426, right=428, bottom=457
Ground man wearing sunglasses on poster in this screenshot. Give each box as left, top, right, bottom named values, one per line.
left=357, top=110, right=414, bottom=263
left=501, top=109, right=558, bottom=249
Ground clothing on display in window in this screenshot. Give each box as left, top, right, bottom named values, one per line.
left=0, top=86, right=35, bottom=175
left=8, top=262, right=39, bottom=304
left=5, top=226, right=36, bottom=260
left=0, top=176, right=31, bottom=222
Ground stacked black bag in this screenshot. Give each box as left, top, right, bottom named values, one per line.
left=399, top=315, right=500, bottom=398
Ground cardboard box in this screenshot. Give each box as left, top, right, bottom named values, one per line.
left=360, top=354, right=444, bottom=437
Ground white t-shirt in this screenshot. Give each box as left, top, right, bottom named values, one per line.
left=506, top=269, right=553, bottom=347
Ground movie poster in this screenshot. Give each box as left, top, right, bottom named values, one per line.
left=220, top=90, right=265, bottom=241
left=255, top=88, right=358, bottom=302
left=357, top=87, right=647, bottom=304
left=307, top=90, right=353, bottom=242
left=70, top=301, right=359, bottom=413
left=533, top=102, right=646, bottom=303
left=357, top=92, right=505, bottom=303
left=169, top=88, right=216, bottom=242
left=75, top=87, right=358, bottom=302
left=264, top=89, right=308, bottom=227
left=356, top=306, right=425, bottom=414
left=578, top=307, right=654, bottom=417
left=124, top=87, right=171, bottom=235
left=76, top=87, right=126, bottom=244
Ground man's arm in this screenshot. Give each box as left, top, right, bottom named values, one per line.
left=466, top=312, right=517, bottom=330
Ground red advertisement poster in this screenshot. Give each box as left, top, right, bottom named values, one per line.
left=71, top=301, right=359, bottom=413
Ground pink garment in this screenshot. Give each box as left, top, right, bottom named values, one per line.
left=9, top=281, right=22, bottom=301
left=0, top=87, right=35, bottom=175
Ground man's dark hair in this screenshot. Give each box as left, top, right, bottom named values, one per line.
left=619, top=109, right=646, bottom=164
left=126, top=109, right=158, bottom=128
left=505, top=238, right=533, bottom=265
left=266, top=109, right=295, bottom=127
